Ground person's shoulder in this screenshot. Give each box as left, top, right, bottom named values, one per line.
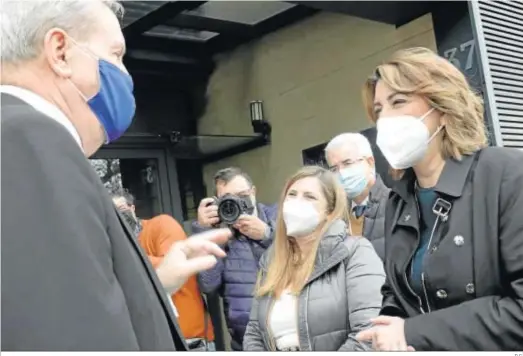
left=2, top=99, right=57, bottom=132
left=152, top=214, right=178, bottom=223
left=259, top=202, right=277, bottom=212
left=259, top=202, right=278, bottom=219
left=371, top=174, right=392, bottom=200
left=475, top=147, right=523, bottom=185
left=2, top=101, right=80, bottom=155
left=478, top=146, right=523, bottom=168
left=343, top=235, right=374, bottom=253
left=342, top=236, right=384, bottom=273
left=325, top=220, right=372, bottom=253
left=150, top=214, right=183, bottom=229
left=259, top=244, right=273, bottom=270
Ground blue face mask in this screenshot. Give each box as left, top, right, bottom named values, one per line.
left=88, top=60, right=136, bottom=142
left=339, top=164, right=369, bottom=199
left=70, top=39, right=136, bottom=143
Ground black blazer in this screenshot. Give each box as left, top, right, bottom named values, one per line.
left=380, top=147, right=523, bottom=351
left=1, top=93, right=186, bottom=351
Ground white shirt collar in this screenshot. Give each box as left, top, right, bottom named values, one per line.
left=0, top=85, right=83, bottom=151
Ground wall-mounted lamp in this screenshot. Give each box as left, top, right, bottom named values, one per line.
left=158, top=101, right=272, bottom=161
left=250, top=100, right=272, bottom=140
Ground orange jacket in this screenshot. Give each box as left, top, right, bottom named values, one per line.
left=139, top=214, right=214, bottom=341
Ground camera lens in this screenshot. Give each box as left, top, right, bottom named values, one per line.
left=218, top=199, right=241, bottom=224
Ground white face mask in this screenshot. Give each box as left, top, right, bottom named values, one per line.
left=283, top=199, right=321, bottom=238
left=376, top=108, right=443, bottom=169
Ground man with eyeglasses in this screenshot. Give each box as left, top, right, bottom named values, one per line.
left=325, top=133, right=390, bottom=260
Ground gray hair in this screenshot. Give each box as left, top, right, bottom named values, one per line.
left=110, top=188, right=135, bottom=206
left=325, top=132, right=374, bottom=158
left=1, top=0, right=124, bottom=64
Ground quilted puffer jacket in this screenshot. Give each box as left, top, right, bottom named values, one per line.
left=194, top=203, right=277, bottom=350
left=243, top=220, right=385, bottom=351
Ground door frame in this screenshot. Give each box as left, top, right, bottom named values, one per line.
left=94, top=144, right=228, bottom=350
left=92, top=146, right=183, bottom=223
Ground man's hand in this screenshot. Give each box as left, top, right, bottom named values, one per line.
left=156, top=228, right=231, bottom=294
left=197, top=197, right=220, bottom=228
left=233, top=214, right=268, bottom=240
left=356, top=316, right=414, bottom=351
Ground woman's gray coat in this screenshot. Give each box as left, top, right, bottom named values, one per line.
left=243, top=220, right=385, bottom=351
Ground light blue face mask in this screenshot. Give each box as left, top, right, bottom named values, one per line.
left=339, top=163, right=369, bottom=199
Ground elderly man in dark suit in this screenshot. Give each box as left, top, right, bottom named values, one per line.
left=325, top=133, right=390, bottom=261
left=1, top=0, right=230, bottom=351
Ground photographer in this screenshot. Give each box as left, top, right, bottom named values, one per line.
left=193, top=167, right=277, bottom=351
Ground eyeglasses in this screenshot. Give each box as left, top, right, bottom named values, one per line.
left=329, top=158, right=365, bottom=173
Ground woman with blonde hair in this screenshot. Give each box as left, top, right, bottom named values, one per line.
left=356, top=47, right=523, bottom=351
left=243, top=165, right=385, bottom=351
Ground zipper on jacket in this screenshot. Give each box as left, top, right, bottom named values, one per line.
left=295, top=291, right=302, bottom=351
left=420, top=273, right=431, bottom=313
left=404, top=193, right=425, bottom=314
left=303, top=286, right=311, bottom=351
left=265, top=298, right=277, bottom=351
left=420, top=214, right=441, bottom=313
left=405, top=263, right=425, bottom=314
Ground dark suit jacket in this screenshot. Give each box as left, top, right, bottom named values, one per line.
left=1, top=93, right=187, bottom=351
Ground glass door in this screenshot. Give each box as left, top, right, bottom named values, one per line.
left=90, top=147, right=182, bottom=221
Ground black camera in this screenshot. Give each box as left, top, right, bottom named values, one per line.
left=211, top=194, right=255, bottom=225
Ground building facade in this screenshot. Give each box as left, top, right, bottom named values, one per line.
left=90, top=1, right=522, bottom=350
left=197, top=1, right=523, bottom=203
left=198, top=11, right=437, bottom=202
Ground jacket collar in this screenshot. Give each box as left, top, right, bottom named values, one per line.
left=1, top=86, right=83, bottom=151
left=392, top=152, right=479, bottom=201
left=369, top=174, right=390, bottom=203
left=307, top=220, right=350, bottom=283
left=256, top=203, right=269, bottom=222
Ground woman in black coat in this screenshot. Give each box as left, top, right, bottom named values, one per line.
left=356, top=47, right=523, bottom=351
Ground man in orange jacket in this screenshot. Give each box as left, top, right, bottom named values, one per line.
left=112, top=190, right=215, bottom=350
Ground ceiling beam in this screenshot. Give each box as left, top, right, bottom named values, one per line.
left=125, top=54, right=214, bottom=73
left=125, top=48, right=211, bottom=66
left=124, top=1, right=206, bottom=43
left=207, top=5, right=318, bottom=54
left=125, top=56, right=214, bottom=83
left=166, top=13, right=252, bottom=35
left=128, top=35, right=211, bottom=59
left=129, top=70, right=210, bottom=86
left=288, top=1, right=432, bottom=26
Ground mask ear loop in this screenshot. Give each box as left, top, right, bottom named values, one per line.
left=67, top=36, right=99, bottom=62
left=419, top=107, right=435, bottom=121
left=428, top=124, right=444, bottom=142
left=68, top=79, right=89, bottom=101
left=66, top=35, right=101, bottom=101
left=426, top=108, right=445, bottom=142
